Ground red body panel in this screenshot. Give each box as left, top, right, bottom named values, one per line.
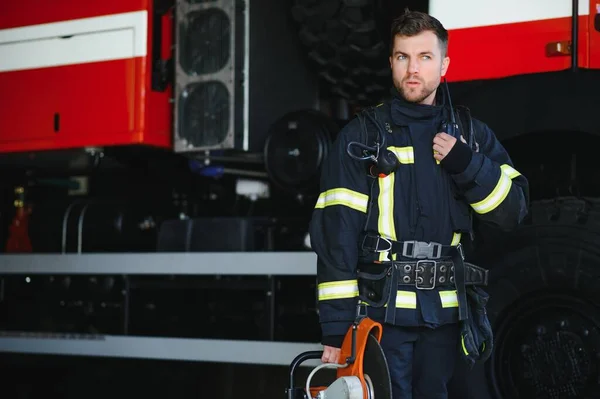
left=445, top=15, right=590, bottom=82
left=589, top=3, right=600, bottom=68
left=0, top=2, right=597, bottom=154
left=0, top=0, right=172, bottom=153
left=0, top=0, right=145, bottom=27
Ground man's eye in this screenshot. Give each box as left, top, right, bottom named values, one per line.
left=422, top=55, right=431, bottom=60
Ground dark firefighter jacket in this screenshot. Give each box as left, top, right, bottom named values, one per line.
left=309, top=90, right=529, bottom=347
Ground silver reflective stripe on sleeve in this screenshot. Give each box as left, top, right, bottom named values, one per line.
left=470, top=163, right=521, bottom=214
left=317, top=280, right=359, bottom=300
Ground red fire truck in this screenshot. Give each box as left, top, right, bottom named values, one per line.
left=0, top=1, right=599, bottom=398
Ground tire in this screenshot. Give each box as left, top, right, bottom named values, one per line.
left=291, top=0, right=391, bottom=106
left=449, top=197, right=600, bottom=399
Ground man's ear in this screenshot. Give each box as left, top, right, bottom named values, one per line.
left=441, top=56, right=450, bottom=77
left=389, top=56, right=393, bottom=69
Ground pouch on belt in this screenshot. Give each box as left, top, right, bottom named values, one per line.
left=459, top=285, right=493, bottom=368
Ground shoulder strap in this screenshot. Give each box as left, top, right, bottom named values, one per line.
left=356, top=103, right=391, bottom=234
left=358, top=103, right=392, bottom=147
left=455, top=105, right=479, bottom=153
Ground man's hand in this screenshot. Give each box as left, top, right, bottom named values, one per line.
left=433, top=132, right=463, bottom=162
left=322, top=345, right=341, bottom=363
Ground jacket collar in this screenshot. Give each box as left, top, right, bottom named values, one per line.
left=390, top=86, right=445, bottom=127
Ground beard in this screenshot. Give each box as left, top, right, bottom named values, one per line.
left=394, top=76, right=438, bottom=104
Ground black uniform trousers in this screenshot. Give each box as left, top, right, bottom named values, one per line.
left=378, top=322, right=460, bottom=399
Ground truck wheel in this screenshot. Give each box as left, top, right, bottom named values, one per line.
left=291, top=0, right=391, bottom=106
left=450, top=197, right=600, bottom=399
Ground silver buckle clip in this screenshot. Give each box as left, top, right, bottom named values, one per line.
left=402, top=241, right=442, bottom=259
left=374, top=236, right=392, bottom=253
left=415, top=260, right=437, bottom=290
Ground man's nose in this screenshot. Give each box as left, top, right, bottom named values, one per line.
left=408, top=59, right=419, bottom=74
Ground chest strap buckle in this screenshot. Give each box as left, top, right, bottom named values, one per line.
left=402, top=240, right=443, bottom=259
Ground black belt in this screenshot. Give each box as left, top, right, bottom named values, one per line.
left=358, top=260, right=488, bottom=290
left=361, top=234, right=460, bottom=259
left=358, top=234, right=488, bottom=324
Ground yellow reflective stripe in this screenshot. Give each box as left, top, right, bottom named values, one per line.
left=377, top=173, right=397, bottom=261
left=370, top=291, right=417, bottom=308
left=451, top=232, right=461, bottom=246
left=461, top=335, right=469, bottom=355
left=389, top=146, right=414, bottom=164
left=317, top=280, right=359, bottom=300
left=361, top=291, right=455, bottom=310
left=374, top=147, right=411, bottom=261
left=470, top=171, right=512, bottom=214
left=470, top=163, right=522, bottom=214
left=501, top=164, right=521, bottom=179
left=314, top=188, right=368, bottom=213
left=439, top=290, right=459, bottom=308
left=395, top=291, right=417, bottom=309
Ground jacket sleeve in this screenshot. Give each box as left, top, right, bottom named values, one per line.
left=309, top=117, right=370, bottom=345
left=450, top=120, right=529, bottom=231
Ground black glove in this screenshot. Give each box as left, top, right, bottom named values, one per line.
left=440, top=139, right=473, bottom=174
left=459, top=286, right=493, bottom=368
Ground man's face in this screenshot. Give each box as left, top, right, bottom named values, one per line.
left=389, top=30, right=450, bottom=105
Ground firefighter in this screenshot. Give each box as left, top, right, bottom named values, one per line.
left=309, top=9, right=529, bottom=399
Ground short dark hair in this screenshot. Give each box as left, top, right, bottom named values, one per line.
left=389, top=9, right=448, bottom=56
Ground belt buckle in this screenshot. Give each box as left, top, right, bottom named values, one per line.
left=415, top=260, right=436, bottom=290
